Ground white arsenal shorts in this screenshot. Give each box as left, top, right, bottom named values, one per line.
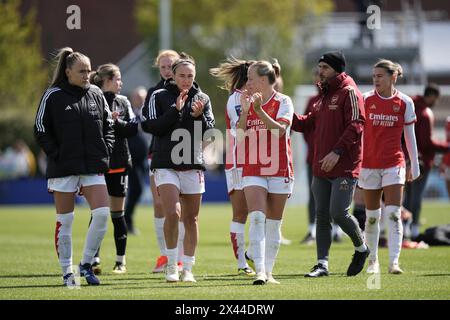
left=48, top=174, right=106, bottom=193
left=153, top=169, right=205, bottom=194
left=242, top=176, right=294, bottom=194
left=358, top=166, right=406, bottom=190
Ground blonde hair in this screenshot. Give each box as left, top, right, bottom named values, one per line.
left=249, top=59, right=281, bottom=85
left=50, top=47, right=90, bottom=87
left=209, top=57, right=255, bottom=93
left=154, top=49, right=180, bottom=67
left=89, top=63, right=120, bottom=88
left=374, top=59, right=403, bottom=79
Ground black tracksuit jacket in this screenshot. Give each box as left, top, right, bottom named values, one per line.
left=103, top=91, right=138, bottom=170
left=34, top=80, right=115, bottom=178
left=141, top=81, right=215, bottom=171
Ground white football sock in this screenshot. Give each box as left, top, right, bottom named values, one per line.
left=56, top=212, right=74, bottom=275
left=230, top=222, right=248, bottom=269
left=81, top=207, right=109, bottom=265
left=386, top=205, right=402, bottom=265
left=318, top=259, right=329, bottom=270
left=309, top=223, right=316, bottom=238
left=364, top=208, right=381, bottom=261
left=116, top=255, right=126, bottom=265
left=182, top=255, right=195, bottom=272
left=166, top=248, right=178, bottom=266
left=178, top=221, right=185, bottom=263
left=380, top=205, right=387, bottom=236
left=265, top=219, right=282, bottom=274
left=154, top=217, right=166, bottom=256
left=248, top=211, right=266, bottom=274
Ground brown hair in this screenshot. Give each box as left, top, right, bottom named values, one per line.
left=89, top=63, right=120, bottom=88
left=209, top=57, right=255, bottom=93
left=171, top=52, right=196, bottom=74
left=50, top=47, right=90, bottom=87
left=424, top=83, right=440, bottom=97
left=249, top=59, right=281, bottom=85
left=374, top=59, right=403, bottom=79
left=154, top=49, right=180, bottom=67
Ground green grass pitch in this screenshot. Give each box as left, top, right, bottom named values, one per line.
left=0, top=202, right=449, bottom=300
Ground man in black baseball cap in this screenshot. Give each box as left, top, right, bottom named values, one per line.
left=318, top=51, right=346, bottom=74
left=292, top=49, right=369, bottom=278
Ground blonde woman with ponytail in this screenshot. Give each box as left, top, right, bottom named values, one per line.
left=237, top=60, right=295, bottom=285
left=34, top=48, right=115, bottom=286
left=359, top=59, right=420, bottom=275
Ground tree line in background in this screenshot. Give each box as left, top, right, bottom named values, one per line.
left=0, top=0, right=48, bottom=155
left=0, top=0, right=333, bottom=172
left=135, top=0, right=333, bottom=131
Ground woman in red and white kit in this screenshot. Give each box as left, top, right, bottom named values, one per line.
left=210, top=58, right=256, bottom=276
left=237, top=60, right=294, bottom=285
left=360, top=59, right=420, bottom=274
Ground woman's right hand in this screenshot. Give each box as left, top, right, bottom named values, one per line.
left=239, top=90, right=251, bottom=114
left=176, top=89, right=189, bottom=111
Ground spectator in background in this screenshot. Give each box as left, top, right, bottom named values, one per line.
left=124, top=86, right=150, bottom=235
left=0, top=140, right=35, bottom=179
left=37, top=149, right=47, bottom=177
left=403, top=84, right=450, bottom=240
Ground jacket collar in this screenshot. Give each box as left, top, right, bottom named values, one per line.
left=59, top=79, right=89, bottom=97
left=103, top=91, right=116, bottom=107
left=165, top=80, right=201, bottom=98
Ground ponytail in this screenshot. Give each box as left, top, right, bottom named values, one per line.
left=249, top=59, right=282, bottom=85
left=50, top=47, right=73, bottom=87
left=374, top=59, right=403, bottom=81
left=89, top=63, right=120, bottom=89
left=50, top=47, right=90, bottom=87
left=272, top=59, right=281, bottom=79
left=209, top=57, right=255, bottom=93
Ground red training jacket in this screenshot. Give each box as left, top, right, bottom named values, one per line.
left=412, top=95, right=449, bottom=171
left=292, top=72, right=365, bottom=178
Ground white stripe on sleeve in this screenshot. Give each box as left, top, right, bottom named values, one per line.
left=36, top=88, right=61, bottom=132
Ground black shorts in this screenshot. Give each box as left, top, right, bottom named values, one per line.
left=105, top=171, right=128, bottom=197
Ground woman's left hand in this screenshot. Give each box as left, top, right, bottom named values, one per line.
left=191, top=99, right=205, bottom=118
left=112, top=111, right=120, bottom=121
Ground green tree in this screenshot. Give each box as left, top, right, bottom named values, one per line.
left=135, top=0, right=333, bottom=130
left=0, top=0, right=47, bottom=151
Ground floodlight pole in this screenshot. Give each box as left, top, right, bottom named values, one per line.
left=159, top=0, right=172, bottom=50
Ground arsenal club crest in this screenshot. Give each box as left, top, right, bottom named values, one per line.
left=331, top=95, right=339, bottom=105
left=392, top=105, right=400, bottom=112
